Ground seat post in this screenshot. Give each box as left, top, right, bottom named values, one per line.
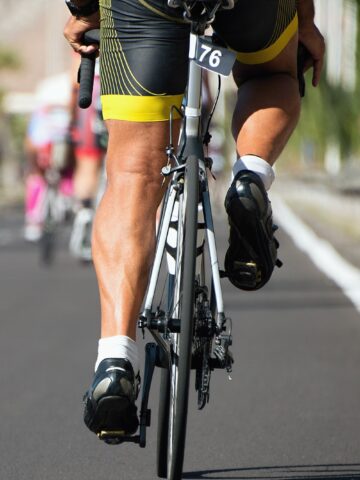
left=184, top=32, right=203, bottom=138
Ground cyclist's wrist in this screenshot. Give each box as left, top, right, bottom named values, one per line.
left=76, top=11, right=100, bottom=25
left=297, top=0, right=315, bottom=28
left=65, top=0, right=99, bottom=19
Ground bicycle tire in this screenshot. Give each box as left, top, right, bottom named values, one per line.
left=40, top=230, right=56, bottom=265
left=167, top=154, right=199, bottom=480
left=40, top=192, right=57, bottom=265
left=157, top=367, right=170, bottom=478
left=157, top=272, right=175, bottom=478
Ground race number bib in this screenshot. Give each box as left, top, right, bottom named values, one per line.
left=195, top=37, right=236, bottom=76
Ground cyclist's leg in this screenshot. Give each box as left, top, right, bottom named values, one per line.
left=72, top=97, right=104, bottom=204
left=232, top=34, right=300, bottom=165
left=214, top=0, right=300, bottom=289
left=70, top=89, right=105, bottom=258
left=94, top=0, right=187, bottom=343
left=83, top=0, right=188, bottom=436
left=92, top=119, right=180, bottom=341
left=24, top=130, right=47, bottom=241
left=73, top=155, right=102, bottom=203
left=214, top=0, right=300, bottom=168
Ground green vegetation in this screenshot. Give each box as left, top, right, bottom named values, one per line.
left=0, top=45, right=21, bottom=108
left=0, top=45, right=23, bottom=191
left=0, top=47, right=21, bottom=70
left=288, top=6, right=360, bottom=171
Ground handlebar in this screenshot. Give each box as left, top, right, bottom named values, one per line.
left=297, top=43, right=310, bottom=98
left=78, top=29, right=100, bottom=109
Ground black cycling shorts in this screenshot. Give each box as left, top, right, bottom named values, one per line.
left=99, top=0, right=298, bottom=121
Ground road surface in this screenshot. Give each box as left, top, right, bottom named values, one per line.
left=1, top=204, right=360, bottom=480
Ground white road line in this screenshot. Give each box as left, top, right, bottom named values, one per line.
left=272, top=195, right=360, bottom=314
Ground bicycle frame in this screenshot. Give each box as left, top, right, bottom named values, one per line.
left=143, top=30, right=225, bottom=332
left=95, top=0, right=235, bottom=462
left=135, top=21, right=230, bottom=449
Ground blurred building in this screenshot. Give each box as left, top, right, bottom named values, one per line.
left=314, top=0, right=359, bottom=176
left=315, top=0, right=358, bottom=91
left=0, top=0, right=73, bottom=192
left=0, top=0, right=72, bottom=110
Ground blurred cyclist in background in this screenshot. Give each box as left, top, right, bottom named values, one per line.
left=69, top=53, right=107, bottom=261
left=24, top=103, right=74, bottom=242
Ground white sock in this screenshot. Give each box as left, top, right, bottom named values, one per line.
left=232, top=155, right=275, bottom=191
left=95, top=335, right=139, bottom=374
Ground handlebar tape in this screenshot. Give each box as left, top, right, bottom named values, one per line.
left=297, top=43, right=310, bottom=98
left=77, top=29, right=100, bottom=109
left=78, top=54, right=96, bottom=109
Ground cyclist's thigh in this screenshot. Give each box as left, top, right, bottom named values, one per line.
left=99, top=0, right=190, bottom=123
left=213, top=0, right=298, bottom=80
left=232, top=34, right=299, bottom=87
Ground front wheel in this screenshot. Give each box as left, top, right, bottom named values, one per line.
left=40, top=190, right=57, bottom=265
left=40, top=229, right=56, bottom=265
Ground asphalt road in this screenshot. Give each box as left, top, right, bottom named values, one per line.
left=1, top=204, right=360, bottom=480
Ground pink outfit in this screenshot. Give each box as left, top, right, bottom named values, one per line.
left=25, top=174, right=46, bottom=224
left=25, top=105, right=74, bottom=228
left=59, top=174, right=74, bottom=197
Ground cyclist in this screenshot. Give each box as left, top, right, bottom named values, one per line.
left=24, top=103, right=74, bottom=242
left=64, top=0, right=325, bottom=437
left=68, top=53, right=107, bottom=260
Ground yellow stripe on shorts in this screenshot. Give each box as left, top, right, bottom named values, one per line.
left=236, top=14, right=298, bottom=65
left=101, top=94, right=184, bottom=122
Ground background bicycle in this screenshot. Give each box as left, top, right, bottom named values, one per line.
left=69, top=54, right=107, bottom=263
left=23, top=103, right=74, bottom=264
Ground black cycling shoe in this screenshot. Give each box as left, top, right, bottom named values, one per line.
left=224, top=170, right=282, bottom=290
left=83, top=358, right=140, bottom=439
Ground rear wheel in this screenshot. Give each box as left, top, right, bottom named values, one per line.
left=167, top=155, right=199, bottom=480
left=157, top=367, right=170, bottom=478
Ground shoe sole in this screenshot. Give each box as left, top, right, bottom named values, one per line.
left=85, top=395, right=139, bottom=437
left=225, top=198, right=274, bottom=290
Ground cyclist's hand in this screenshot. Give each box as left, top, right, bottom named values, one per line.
left=64, top=12, right=100, bottom=55
left=298, top=22, right=325, bottom=87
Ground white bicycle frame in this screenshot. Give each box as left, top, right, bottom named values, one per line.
left=143, top=30, right=225, bottom=330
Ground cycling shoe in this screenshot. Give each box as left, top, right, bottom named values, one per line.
left=83, top=358, right=140, bottom=438
left=224, top=170, right=282, bottom=290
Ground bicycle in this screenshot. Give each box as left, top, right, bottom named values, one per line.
left=78, top=0, right=310, bottom=475
left=79, top=2, right=236, bottom=478
left=39, top=139, right=73, bottom=265
left=68, top=163, right=107, bottom=263
left=69, top=61, right=108, bottom=263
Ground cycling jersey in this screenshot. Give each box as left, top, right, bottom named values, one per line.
left=99, top=0, right=297, bottom=122
left=27, top=105, right=71, bottom=170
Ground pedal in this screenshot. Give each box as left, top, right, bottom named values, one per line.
left=98, top=430, right=140, bottom=445
left=232, top=261, right=261, bottom=289
left=98, top=430, right=125, bottom=444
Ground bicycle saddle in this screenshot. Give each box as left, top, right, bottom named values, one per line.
left=167, top=0, right=234, bottom=10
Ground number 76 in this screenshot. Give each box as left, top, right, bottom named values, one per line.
left=198, top=44, right=222, bottom=68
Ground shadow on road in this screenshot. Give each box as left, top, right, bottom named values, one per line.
left=183, top=463, right=360, bottom=479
